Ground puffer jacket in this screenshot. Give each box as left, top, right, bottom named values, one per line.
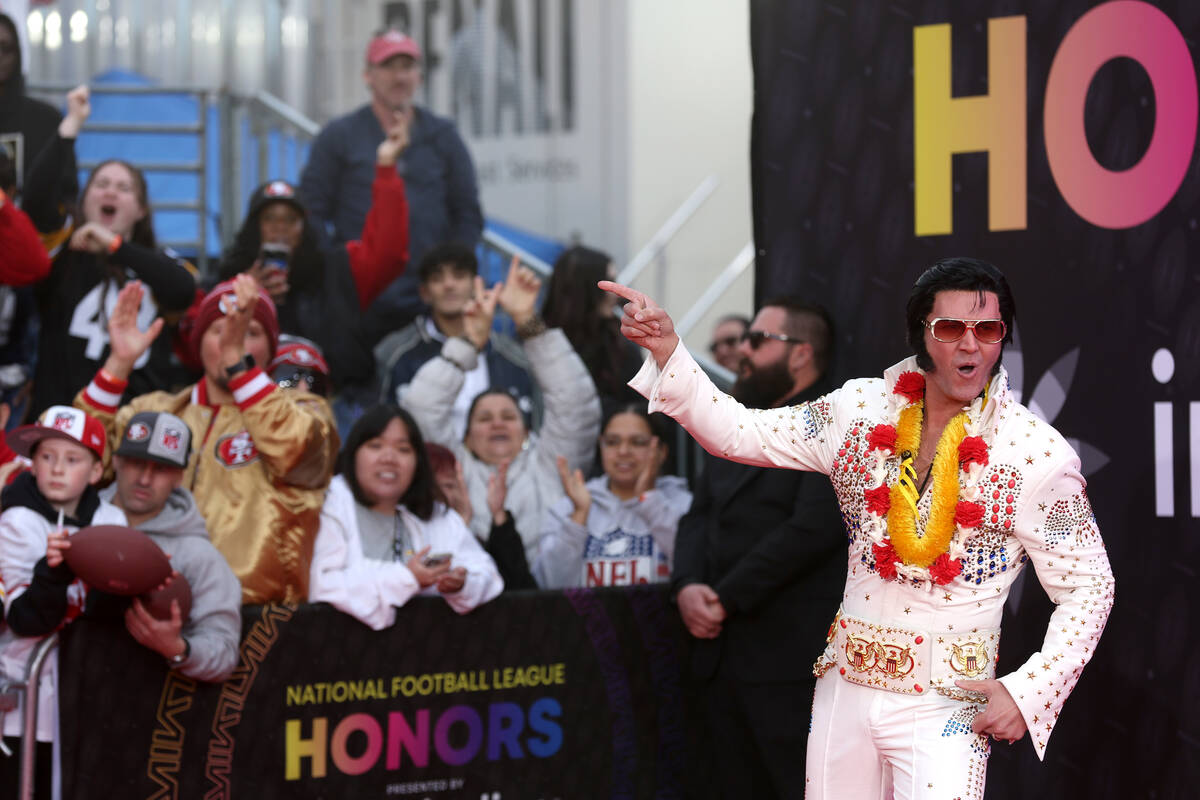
left=399, top=329, right=600, bottom=560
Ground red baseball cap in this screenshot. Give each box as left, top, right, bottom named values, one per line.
left=366, top=30, right=421, bottom=65
left=267, top=339, right=330, bottom=378
left=9, top=406, right=107, bottom=461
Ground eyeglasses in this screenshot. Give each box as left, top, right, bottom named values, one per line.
left=924, top=317, right=1007, bottom=344
left=709, top=335, right=740, bottom=353
left=741, top=330, right=805, bottom=350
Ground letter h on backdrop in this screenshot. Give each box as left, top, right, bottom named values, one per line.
left=913, top=4, right=1198, bottom=236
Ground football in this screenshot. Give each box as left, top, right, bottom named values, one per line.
left=64, top=525, right=172, bottom=596
left=141, top=573, right=193, bottom=622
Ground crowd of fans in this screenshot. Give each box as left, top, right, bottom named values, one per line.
left=0, top=20, right=764, bottom=797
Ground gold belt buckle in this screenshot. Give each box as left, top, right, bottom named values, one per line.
left=836, top=614, right=928, bottom=695
left=844, top=636, right=917, bottom=677
left=949, top=640, right=990, bottom=678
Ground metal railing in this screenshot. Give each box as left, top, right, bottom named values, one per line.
left=615, top=175, right=719, bottom=294
left=218, top=89, right=321, bottom=247
left=480, top=228, right=554, bottom=279
left=675, top=241, right=756, bottom=344
left=0, top=633, right=59, bottom=800
left=27, top=83, right=214, bottom=270
left=27, top=83, right=322, bottom=274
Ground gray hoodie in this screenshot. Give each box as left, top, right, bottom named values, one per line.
left=100, top=485, right=241, bottom=682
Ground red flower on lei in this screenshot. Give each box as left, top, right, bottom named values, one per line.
left=872, top=541, right=899, bottom=580
left=892, top=371, right=925, bottom=404
left=958, top=435, right=989, bottom=468
left=867, top=424, right=897, bottom=453
left=929, top=553, right=963, bottom=585
left=954, top=500, right=984, bottom=528
left=864, top=485, right=891, bottom=515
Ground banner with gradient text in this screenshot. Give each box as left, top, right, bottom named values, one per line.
left=56, top=587, right=688, bottom=799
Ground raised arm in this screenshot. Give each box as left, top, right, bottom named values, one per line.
left=345, top=119, right=411, bottom=309
left=398, top=277, right=500, bottom=447
left=503, top=262, right=599, bottom=472
left=22, top=85, right=88, bottom=233
left=598, top=280, right=680, bottom=369
left=602, top=281, right=845, bottom=475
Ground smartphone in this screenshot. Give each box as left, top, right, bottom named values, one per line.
left=422, top=552, right=452, bottom=568
left=260, top=243, right=290, bottom=272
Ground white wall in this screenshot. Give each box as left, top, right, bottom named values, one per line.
left=317, top=0, right=755, bottom=345
left=625, top=0, right=755, bottom=351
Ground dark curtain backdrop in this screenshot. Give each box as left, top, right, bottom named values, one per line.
left=750, top=1, right=1200, bottom=797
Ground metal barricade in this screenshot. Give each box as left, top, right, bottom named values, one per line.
left=0, top=633, right=60, bottom=800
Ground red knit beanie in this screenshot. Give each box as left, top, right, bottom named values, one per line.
left=189, top=278, right=280, bottom=363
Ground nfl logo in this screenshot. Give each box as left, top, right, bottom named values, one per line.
left=51, top=412, right=76, bottom=432
left=127, top=422, right=150, bottom=441
left=162, top=427, right=182, bottom=451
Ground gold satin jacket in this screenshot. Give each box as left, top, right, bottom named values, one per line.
left=76, top=367, right=338, bottom=604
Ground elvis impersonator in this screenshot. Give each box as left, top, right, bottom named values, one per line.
left=600, top=257, right=1114, bottom=800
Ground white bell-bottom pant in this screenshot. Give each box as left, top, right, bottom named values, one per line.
left=805, top=672, right=991, bottom=799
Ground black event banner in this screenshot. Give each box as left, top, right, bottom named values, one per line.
left=750, top=1, right=1199, bottom=797
left=57, top=587, right=688, bottom=799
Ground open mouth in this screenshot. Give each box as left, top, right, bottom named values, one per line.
left=100, top=204, right=117, bottom=216
left=956, top=364, right=979, bottom=379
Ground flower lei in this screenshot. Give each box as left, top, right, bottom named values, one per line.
left=862, top=371, right=991, bottom=587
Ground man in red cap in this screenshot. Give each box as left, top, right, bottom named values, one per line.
left=300, top=27, right=483, bottom=346
left=73, top=275, right=338, bottom=605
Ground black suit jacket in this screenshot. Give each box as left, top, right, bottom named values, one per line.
left=671, top=382, right=846, bottom=683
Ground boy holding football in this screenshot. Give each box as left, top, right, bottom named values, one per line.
left=0, top=405, right=123, bottom=797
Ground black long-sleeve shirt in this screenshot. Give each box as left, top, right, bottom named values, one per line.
left=25, top=135, right=197, bottom=415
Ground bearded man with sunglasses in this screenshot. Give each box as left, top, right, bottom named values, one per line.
left=675, top=298, right=846, bottom=799
left=601, top=257, right=1114, bottom=800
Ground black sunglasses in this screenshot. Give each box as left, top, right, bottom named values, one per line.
left=741, top=330, right=805, bottom=350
